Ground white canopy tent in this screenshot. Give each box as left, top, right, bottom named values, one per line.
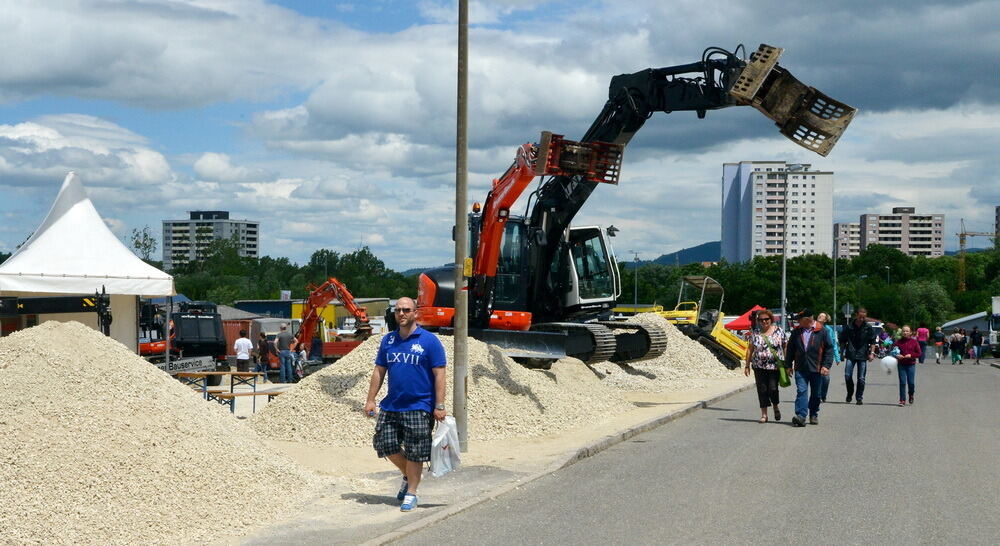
left=0, top=172, right=174, bottom=348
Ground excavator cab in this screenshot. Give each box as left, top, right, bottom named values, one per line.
left=556, top=225, right=621, bottom=318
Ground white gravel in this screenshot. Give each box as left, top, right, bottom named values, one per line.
left=0, top=321, right=322, bottom=545
left=251, top=333, right=634, bottom=445
left=592, top=313, right=742, bottom=392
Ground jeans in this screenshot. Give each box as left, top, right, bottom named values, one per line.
left=897, top=363, right=915, bottom=401
left=820, top=373, right=831, bottom=400
left=794, top=370, right=823, bottom=419
left=279, top=349, right=295, bottom=383
left=918, top=341, right=927, bottom=363
left=973, top=345, right=983, bottom=360
left=844, top=359, right=868, bottom=400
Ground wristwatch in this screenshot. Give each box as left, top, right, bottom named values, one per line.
left=435, top=403, right=446, bottom=410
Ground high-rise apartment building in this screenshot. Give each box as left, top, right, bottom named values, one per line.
left=721, top=161, right=834, bottom=263
left=858, top=207, right=944, bottom=257
left=833, top=222, right=861, bottom=259
left=162, top=211, right=259, bottom=271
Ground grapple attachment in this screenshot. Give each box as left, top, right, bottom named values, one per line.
left=534, top=131, right=623, bottom=184
left=730, top=44, right=857, bottom=157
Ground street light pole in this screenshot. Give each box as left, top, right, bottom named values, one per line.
left=832, top=241, right=838, bottom=328
left=452, top=0, right=469, bottom=452
left=884, top=265, right=890, bottom=284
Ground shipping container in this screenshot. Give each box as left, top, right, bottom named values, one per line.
left=222, top=319, right=254, bottom=356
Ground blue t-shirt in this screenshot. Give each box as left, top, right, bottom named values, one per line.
left=375, top=327, right=446, bottom=413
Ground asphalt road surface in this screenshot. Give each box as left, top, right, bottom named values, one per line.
left=396, top=360, right=1000, bottom=545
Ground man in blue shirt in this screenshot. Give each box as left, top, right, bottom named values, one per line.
left=364, top=297, right=447, bottom=512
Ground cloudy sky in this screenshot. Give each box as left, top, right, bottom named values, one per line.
left=1, top=0, right=997, bottom=270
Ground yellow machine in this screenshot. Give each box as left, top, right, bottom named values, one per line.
left=612, top=303, right=664, bottom=315
left=660, top=301, right=699, bottom=327
left=659, top=276, right=746, bottom=368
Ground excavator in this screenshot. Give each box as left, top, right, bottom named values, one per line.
left=418, top=44, right=855, bottom=366
left=295, top=277, right=373, bottom=363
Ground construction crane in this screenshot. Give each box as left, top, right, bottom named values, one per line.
left=957, top=218, right=998, bottom=291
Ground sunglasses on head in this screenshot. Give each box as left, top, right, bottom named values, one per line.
left=395, top=307, right=414, bottom=314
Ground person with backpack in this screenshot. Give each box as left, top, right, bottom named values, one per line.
left=949, top=328, right=965, bottom=365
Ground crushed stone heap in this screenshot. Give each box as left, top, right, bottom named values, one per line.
left=593, top=313, right=742, bottom=391
left=251, top=334, right=634, bottom=445
left=0, top=321, right=321, bottom=545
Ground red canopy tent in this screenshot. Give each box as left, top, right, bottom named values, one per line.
left=725, top=305, right=768, bottom=331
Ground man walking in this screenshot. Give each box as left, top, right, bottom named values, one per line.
left=275, top=324, right=297, bottom=383
left=839, top=307, right=877, bottom=404
left=786, top=308, right=834, bottom=427
left=233, top=329, right=253, bottom=373
left=364, top=297, right=447, bottom=512
left=969, top=326, right=984, bottom=364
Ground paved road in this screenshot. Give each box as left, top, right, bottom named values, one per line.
left=396, top=360, right=1000, bottom=545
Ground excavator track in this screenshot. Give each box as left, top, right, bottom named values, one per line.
left=597, top=321, right=669, bottom=363
left=696, top=334, right=742, bottom=370
left=531, top=322, right=617, bottom=365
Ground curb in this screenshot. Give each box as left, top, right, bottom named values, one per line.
left=991, top=363, right=1000, bottom=370
left=363, top=381, right=755, bottom=545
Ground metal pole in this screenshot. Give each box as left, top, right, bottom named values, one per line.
left=633, top=251, right=639, bottom=309
left=453, top=0, right=469, bottom=453
left=780, top=172, right=788, bottom=330
left=832, top=239, right=837, bottom=328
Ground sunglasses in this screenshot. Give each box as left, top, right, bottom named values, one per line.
left=395, top=308, right=414, bottom=314
left=759, top=318, right=772, bottom=322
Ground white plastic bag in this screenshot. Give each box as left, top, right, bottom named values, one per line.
left=881, top=356, right=898, bottom=375
left=430, top=416, right=461, bottom=478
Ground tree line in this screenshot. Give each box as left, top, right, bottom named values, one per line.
left=620, top=244, right=1000, bottom=327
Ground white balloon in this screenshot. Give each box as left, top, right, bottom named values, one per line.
left=881, top=356, right=898, bottom=374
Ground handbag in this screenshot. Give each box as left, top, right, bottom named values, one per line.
left=763, top=334, right=790, bottom=388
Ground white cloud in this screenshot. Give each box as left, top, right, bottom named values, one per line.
left=0, top=114, right=173, bottom=188
left=193, top=152, right=272, bottom=183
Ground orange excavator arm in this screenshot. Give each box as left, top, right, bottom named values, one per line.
left=297, top=277, right=372, bottom=352
left=468, top=131, right=623, bottom=328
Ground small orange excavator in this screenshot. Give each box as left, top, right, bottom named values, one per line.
left=296, top=277, right=373, bottom=363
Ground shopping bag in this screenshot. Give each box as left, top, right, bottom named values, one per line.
left=430, top=416, right=461, bottom=478
left=777, top=364, right=791, bottom=388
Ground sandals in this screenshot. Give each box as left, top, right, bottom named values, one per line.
left=759, top=416, right=768, bottom=423
left=773, top=408, right=782, bottom=421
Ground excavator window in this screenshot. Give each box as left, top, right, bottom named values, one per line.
left=569, top=231, right=613, bottom=300
left=495, top=221, right=526, bottom=305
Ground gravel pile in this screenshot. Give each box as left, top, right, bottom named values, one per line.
left=251, top=333, right=633, bottom=445
left=593, top=313, right=742, bottom=392
left=0, top=321, right=321, bottom=545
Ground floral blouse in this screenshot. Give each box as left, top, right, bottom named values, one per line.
left=748, top=327, right=787, bottom=370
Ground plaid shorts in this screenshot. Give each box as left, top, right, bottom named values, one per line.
left=373, top=409, right=434, bottom=462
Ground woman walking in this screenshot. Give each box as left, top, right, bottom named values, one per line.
left=916, top=323, right=930, bottom=364
left=894, top=325, right=921, bottom=406
left=744, top=309, right=787, bottom=423
left=949, top=328, right=966, bottom=365
left=931, top=326, right=946, bottom=364
left=816, top=312, right=841, bottom=403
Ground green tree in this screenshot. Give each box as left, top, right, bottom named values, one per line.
left=0, top=251, right=10, bottom=265
left=899, top=280, right=954, bottom=326
left=129, top=225, right=158, bottom=261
